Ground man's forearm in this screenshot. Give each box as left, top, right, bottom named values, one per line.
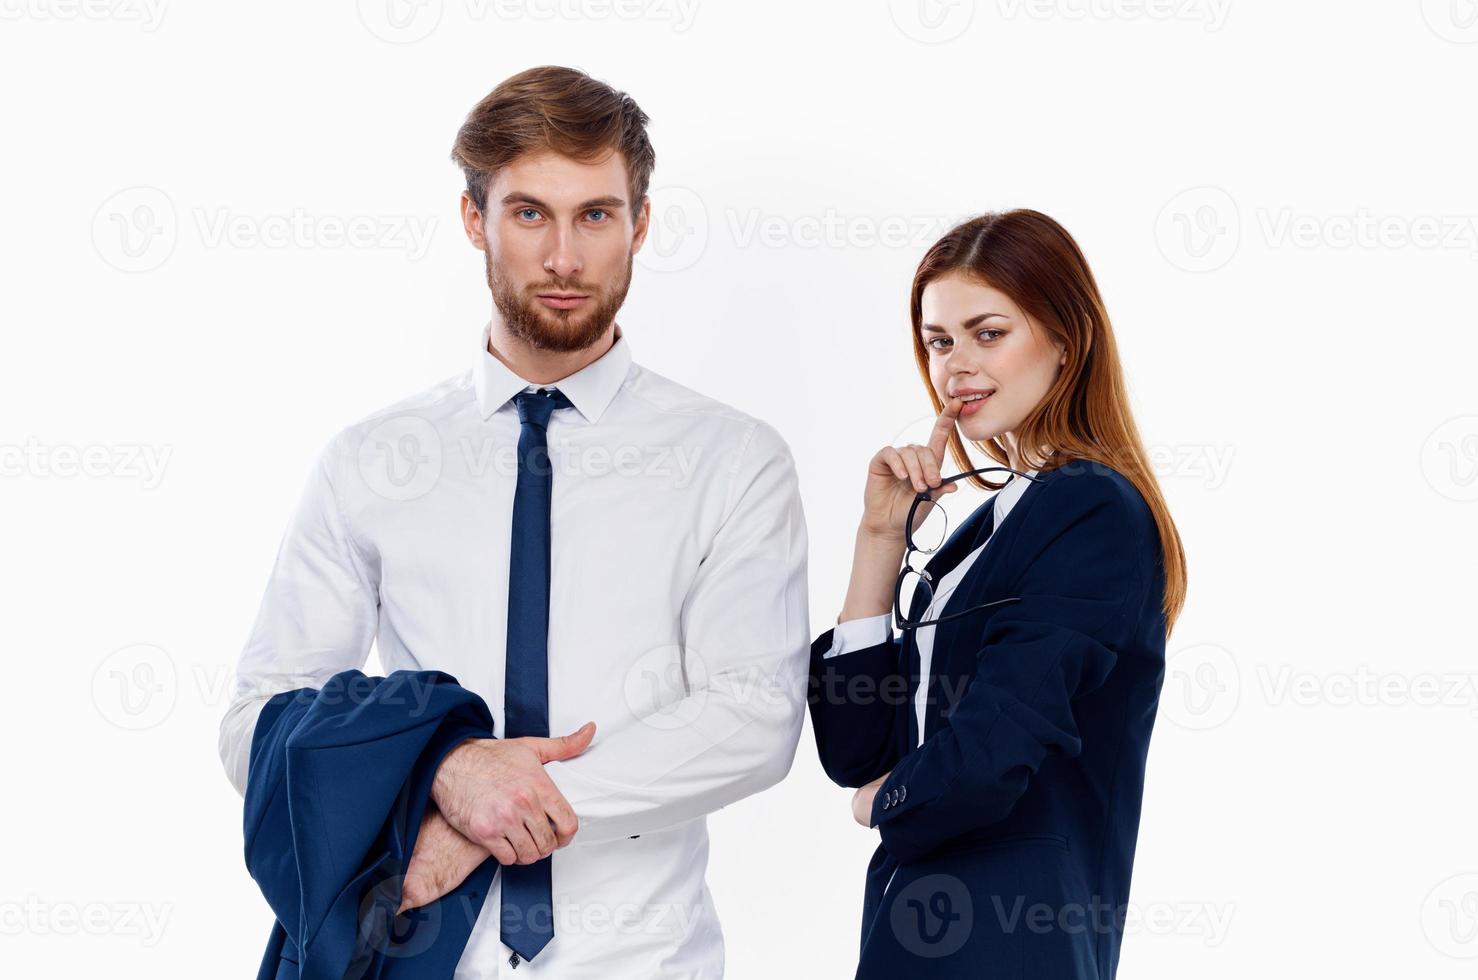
left=543, top=661, right=806, bottom=843
left=430, top=736, right=481, bottom=821
left=400, top=803, right=493, bottom=914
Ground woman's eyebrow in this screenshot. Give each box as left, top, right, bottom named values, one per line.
left=922, top=312, right=1007, bottom=331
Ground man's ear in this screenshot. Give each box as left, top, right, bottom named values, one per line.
left=459, top=192, right=488, bottom=249
left=630, top=195, right=652, bottom=255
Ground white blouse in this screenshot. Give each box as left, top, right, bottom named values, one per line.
left=823, top=470, right=1038, bottom=745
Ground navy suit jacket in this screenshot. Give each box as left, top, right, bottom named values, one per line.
left=809, top=461, right=1167, bottom=980
left=244, top=669, right=498, bottom=980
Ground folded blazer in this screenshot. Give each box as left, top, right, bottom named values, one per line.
left=244, top=669, right=497, bottom=980
left=809, top=460, right=1168, bottom=980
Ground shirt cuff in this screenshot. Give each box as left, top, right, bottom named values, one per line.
left=821, top=613, right=892, bottom=659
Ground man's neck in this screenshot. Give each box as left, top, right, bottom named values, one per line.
left=486, top=317, right=619, bottom=385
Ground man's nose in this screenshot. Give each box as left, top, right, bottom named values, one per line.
left=543, top=225, right=583, bottom=280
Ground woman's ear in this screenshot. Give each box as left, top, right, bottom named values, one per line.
left=1062, top=331, right=1088, bottom=364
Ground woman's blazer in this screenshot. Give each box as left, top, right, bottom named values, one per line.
left=808, top=460, right=1168, bottom=980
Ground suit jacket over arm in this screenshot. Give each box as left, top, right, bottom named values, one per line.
left=244, top=668, right=496, bottom=980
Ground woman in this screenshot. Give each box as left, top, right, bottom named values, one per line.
left=809, top=209, right=1187, bottom=979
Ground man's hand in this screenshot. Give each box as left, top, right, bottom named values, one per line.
left=431, top=722, right=595, bottom=867
left=398, top=805, right=492, bottom=914
left=852, top=771, right=890, bottom=827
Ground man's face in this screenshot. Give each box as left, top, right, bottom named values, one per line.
left=462, top=149, right=650, bottom=352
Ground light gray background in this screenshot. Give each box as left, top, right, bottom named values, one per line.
left=3, top=1, right=1476, bottom=976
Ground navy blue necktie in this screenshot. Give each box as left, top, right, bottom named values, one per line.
left=501, top=386, right=573, bottom=965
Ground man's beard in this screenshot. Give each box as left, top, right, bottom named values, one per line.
left=486, top=249, right=632, bottom=354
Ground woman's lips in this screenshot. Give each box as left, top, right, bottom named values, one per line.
left=538, top=294, right=589, bottom=310
left=959, top=392, right=993, bottom=417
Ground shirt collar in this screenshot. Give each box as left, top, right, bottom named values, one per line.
left=474, top=319, right=632, bottom=425
left=992, top=467, right=1039, bottom=519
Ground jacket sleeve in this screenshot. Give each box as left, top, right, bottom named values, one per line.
left=807, top=619, right=911, bottom=789
left=244, top=669, right=496, bottom=978
left=869, top=472, right=1152, bottom=864
left=541, top=421, right=811, bottom=842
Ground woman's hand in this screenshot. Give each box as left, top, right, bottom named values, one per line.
left=852, top=771, right=891, bottom=827
left=860, top=396, right=963, bottom=541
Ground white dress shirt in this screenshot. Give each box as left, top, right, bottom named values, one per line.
left=821, top=470, right=1037, bottom=746
left=218, top=321, right=810, bottom=978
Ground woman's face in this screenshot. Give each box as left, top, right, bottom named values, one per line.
left=919, top=272, right=1066, bottom=452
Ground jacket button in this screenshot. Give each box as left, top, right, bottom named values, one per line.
left=899, top=786, right=907, bottom=802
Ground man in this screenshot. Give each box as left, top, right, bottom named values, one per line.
left=219, top=66, right=810, bottom=977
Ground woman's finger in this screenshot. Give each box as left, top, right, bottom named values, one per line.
left=904, top=444, right=943, bottom=490
left=916, top=443, right=943, bottom=487
left=897, top=446, right=928, bottom=492
left=927, top=395, right=963, bottom=459
left=879, top=447, right=909, bottom=484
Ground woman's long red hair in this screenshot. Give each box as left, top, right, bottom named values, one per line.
left=910, top=209, right=1187, bottom=632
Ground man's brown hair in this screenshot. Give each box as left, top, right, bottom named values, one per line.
left=450, top=66, right=656, bottom=219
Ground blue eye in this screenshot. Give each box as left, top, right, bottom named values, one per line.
left=927, top=337, right=951, bottom=351
left=587, top=209, right=608, bottom=222
left=517, top=208, right=540, bottom=221
left=978, top=329, right=1004, bottom=342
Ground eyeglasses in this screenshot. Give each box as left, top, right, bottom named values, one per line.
left=893, top=465, right=1047, bottom=632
